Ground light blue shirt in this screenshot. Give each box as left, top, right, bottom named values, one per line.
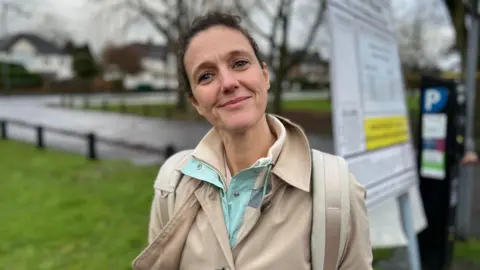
left=181, top=156, right=272, bottom=248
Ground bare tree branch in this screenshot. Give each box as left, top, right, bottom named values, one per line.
left=256, top=1, right=275, bottom=20
left=139, top=6, right=173, bottom=41
left=232, top=0, right=327, bottom=113
left=92, top=0, right=229, bottom=111
left=265, top=0, right=284, bottom=66
left=394, top=0, right=444, bottom=72
left=287, top=0, right=326, bottom=69
left=233, top=0, right=271, bottom=40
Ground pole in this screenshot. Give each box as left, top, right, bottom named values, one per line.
left=398, top=192, right=422, bottom=270
left=457, top=0, right=479, bottom=239
left=1, top=0, right=9, bottom=94
left=86, top=133, right=97, bottom=160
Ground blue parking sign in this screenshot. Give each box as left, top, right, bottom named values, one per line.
left=421, top=87, right=449, bottom=113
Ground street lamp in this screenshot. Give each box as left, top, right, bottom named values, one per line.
left=0, top=0, right=30, bottom=94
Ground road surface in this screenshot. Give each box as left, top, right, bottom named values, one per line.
left=0, top=94, right=334, bottom=165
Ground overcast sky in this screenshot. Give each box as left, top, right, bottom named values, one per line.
left=3, top=0, right=457, bottom=69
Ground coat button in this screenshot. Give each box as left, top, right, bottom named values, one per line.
left=196, top=163, right=202, bottom=170
left=233, top=192, right=240, bottom=197
left=261, top=201, right=272, bottom=213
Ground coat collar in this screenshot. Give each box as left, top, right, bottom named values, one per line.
left=176, top=114, right=312, bottom=192
left=224, top=115, right=286, bottom=181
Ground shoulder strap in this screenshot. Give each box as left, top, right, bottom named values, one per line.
left=154, top=149, right=193, bottom=224
left=311, top=149, right=351, bottom=270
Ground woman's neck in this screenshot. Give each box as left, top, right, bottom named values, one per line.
left=220, top=115, right=276, bottom=176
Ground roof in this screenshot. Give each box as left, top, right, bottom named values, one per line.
left=0, top=33, right=66, bottom=55
left=258, top=50, right=326, bottom=66
left=127, top=42, right=169, bottom=60
left=291, top=51, right=326, bottom=65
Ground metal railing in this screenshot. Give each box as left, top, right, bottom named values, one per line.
left=0, top=118, right=176, bottom=161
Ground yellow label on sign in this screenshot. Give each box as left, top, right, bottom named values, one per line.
left=364, top=116, right=409, bottom=150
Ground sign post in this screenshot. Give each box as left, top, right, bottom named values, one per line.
left=456, top=0, right=479, bottom=239
left=417, top=76, right=461, bottom=270
left=328, top=0, right=423, bottom=269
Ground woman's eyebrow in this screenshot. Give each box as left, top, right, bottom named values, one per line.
left=228, top=49, right=251, bottom=58
left=191, top=61, right=215, bottom=79
left=191, top=49, right=252, bottom=78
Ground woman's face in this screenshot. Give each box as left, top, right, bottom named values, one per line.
left=184, top=25, right=270, bottom=133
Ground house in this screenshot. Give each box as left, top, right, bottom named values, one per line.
left=0, top=33, right=73, bottom=81
left=261, top=50, right=329, bottom=91
left=287, top=51, right=329, bottom=87
left=108, top=41, right=178, bottom=91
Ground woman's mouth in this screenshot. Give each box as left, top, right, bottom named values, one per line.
left=220, top=96, right=250, bottom=108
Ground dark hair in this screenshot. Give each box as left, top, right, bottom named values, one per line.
left=178, top=11, right=263, bottom=95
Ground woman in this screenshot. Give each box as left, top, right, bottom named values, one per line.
left=133, top=11, right=373, bottom=270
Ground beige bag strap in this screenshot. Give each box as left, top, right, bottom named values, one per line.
left=154, top=149, right=193, bottom=224
left=311, top=149, right=350, bottom=270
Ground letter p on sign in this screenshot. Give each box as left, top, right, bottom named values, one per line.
left=425, top=89, right=441, bottom=111
left=422, top=87, right=448, bottom=113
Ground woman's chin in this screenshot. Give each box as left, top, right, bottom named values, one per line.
left=219, top=114, right=261, bottom=133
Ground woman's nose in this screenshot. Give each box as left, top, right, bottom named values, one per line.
left=219, top=69, right=239, bottom=92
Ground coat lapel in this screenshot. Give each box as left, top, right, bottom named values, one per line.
left=195, top=187, right=235, bottom=270
left=132, top=183, right=201, bottom=270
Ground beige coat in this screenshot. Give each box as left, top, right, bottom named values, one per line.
left=133, top=116, right=373, bottom=270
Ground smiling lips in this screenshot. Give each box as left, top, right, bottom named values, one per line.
left=220, top=96, right=250, bottom=108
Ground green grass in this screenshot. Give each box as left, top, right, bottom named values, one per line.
left=1, top=139, right=479, bottom=269
left=373, top=248, right=395, bottom=264
left=455, top=239, right=480, bottom=265
left=372, top=240, right=480, bottom=269
left=281, top=98, right=332, bottom=112
left=84, top=95, right=420, bottom=120
left=0, top=140, right=158, bottom=270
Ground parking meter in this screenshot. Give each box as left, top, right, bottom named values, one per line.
left=416, top=76, right=460, bottom=270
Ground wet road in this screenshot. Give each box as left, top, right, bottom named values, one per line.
left=0, top=94, right=333, bottom=165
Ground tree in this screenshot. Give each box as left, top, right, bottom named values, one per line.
left=444, top=0, right=467, bottom=71
left=102, top=43, right=143, bottom=75
left=64, top=40, right=76, bottom=55
left=394, top=1, right=446, bottom=73
left=233, top=0, right=327, bottom=114
left=72, top=45, right=99, bottom=79
left=92, top=0, right=231, bottom=111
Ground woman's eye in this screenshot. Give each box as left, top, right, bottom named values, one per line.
left=198, top=73, right=212, bottom=83
left=233, top=60, right=249, bottom=68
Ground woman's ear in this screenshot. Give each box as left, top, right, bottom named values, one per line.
left=262, top=62, right=270, bottom=90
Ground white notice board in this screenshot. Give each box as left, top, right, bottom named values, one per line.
left=328, top=0, right=418, bottom=208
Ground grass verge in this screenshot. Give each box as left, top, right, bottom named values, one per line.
left=373, top=240, right=480, bottom=269
left=84, top=96, right=420, bottom=119
left=455, top=239, right=480, bottom=265
left=0, top=140, right=158, bottom=269
left=1, top=139, right=479, bottom=269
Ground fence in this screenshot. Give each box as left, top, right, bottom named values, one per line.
left=0, top=119, right=176, bottom=161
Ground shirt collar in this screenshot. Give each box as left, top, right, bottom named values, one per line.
left=223, top=115, right=287, bottom=181
left=183, top=114, right=312, bottom=192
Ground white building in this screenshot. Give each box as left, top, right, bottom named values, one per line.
left=0, top=33, right=73, bottom=80
left=106, top=42, right=178, bottom=91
